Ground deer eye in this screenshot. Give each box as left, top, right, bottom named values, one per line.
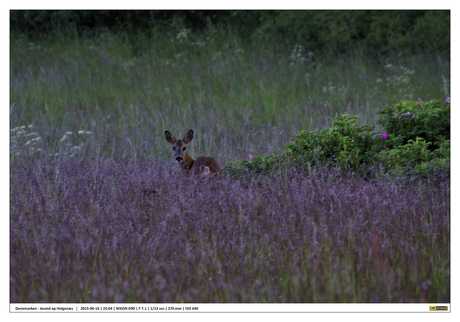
left=172, top=147, right=176, bottom=150
left=182, top=147, right=186, bottom=151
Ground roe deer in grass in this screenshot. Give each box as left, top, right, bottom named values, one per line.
left=164, top=129, right=221, bottom=178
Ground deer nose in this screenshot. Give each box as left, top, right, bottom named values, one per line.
left=175, top=156, right=183, bottom=163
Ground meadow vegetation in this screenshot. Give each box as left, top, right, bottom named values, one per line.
left=10, top=11, right=450, bottom=303
left=225, top=98, right=450, bottom=179
left=10, top=161, right=449, bottom=303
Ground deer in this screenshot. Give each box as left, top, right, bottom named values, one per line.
left=164, top=129, right=221, bottom=178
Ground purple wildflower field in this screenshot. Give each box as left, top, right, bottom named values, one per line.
left=10, top=158, right=450, bottom=303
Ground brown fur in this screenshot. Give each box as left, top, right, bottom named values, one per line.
left=164, top=129, right=221, bottom=178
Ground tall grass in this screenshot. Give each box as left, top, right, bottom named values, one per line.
left=10, top=28, right=450, bottom=303
left=10, top=29, right=449, bottom=163
left=10, top=160, right=449, bottom=303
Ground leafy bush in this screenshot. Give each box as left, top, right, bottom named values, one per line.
left=376, top=98, right=450, bottom=150
left=224, top=98, right=450, bottom=178
left=222, top=153, right=284, bottom=178
left=374, top=98, right=450, bottom=177
left=285, top=114, right=376, bottom=172
left=375, top=138, right=450, bottom=176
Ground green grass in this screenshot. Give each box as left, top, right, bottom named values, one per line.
left=10, top=29, right=450, bottom=304
left=10, top=29, right=449, bottom=164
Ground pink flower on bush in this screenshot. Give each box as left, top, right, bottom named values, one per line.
left=248, top=154, right=253, bottom=160
left=287, top=158, right=291, bottom=163
left=381, top=132, right=388, bottom=140
left=445, top=97, right=450, bottom=102
left=399, top=112, right=411, bottom=120
left=245, top=168, right=249, bottom=172
left=295, top=138, right=299, bottom=142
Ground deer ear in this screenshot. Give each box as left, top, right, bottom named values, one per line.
left=183, top=129, right=194, bottom=144
left=164, top=131, right=175, bottom=144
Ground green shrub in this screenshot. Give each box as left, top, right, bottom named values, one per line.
left=224, top=114, right=377, bottom=177
left=223, top=98, right=450, bottom=178
left=376, top=98, right=450, bottom=150
left=376, top=137, right=450, bottom=177
left=375, top=98, right=450, bottom=177
left=285, top=114, right=376, bottom=172
left=222, top=153, right=284, bottom=178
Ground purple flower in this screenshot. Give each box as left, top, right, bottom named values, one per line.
left=381, top=132, right=388, bottom=140
left=248, top=154, right=253, bottom=160
left=399, top=112, right=410, bottom=120
left=295, top=138, right=299, bottom=143
left=287, top=158, right=291, bottom=163
left=245, top=168, right=249, bottom=172
left=445, top=97, right=450, bottom=102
